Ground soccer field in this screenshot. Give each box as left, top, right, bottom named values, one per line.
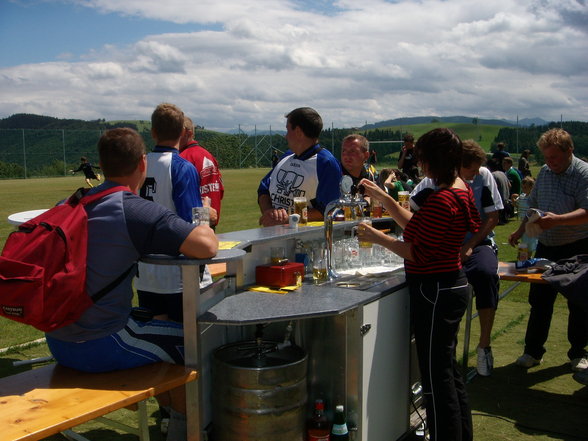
left=0, top=168, right=268, bottom=248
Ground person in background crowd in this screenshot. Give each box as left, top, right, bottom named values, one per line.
left=517, top=176, right=536, bottom=220
left=378, top=168, right=412, bottom=200
left=518, top=149, right=532, bottom=177
left=135, top=103, right=205, bottom=323
left=411, top=140, right=502, bottom=376
left=358, top=128, right=480, bottom=441
left=368, top=148, right=378, bottom=166
left=503, top=156, right=522, bottom=197
left=180, top=116, right=223, bottom=228
left=70, top=156, right=102, bottom=187
left=514, top=176, right=538, bottom=256
left=398, top=133, right=420, bottom=184
left=487, top=158, right=511, bottom=224
left=45, top=127, right=218, bottom=441
left=340, top=134, right=376, bottom=187
left=491, top=142, right=510, bottom=171
left=271, top=149, right=280, bottom=168
left=509, top=128, right=588, bottom=372
left=257, top=107, right=342, bottom=226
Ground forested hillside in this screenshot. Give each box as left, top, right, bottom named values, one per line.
left=1, top=114, right=586, bottom=179
left=493, top=121, right=588, bottom=158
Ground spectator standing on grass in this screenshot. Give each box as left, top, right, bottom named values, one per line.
left=518, top=149, right=532, bottom=177
left=257, top=107, right=342, bottom=226
left=503, top=156, right=522, bottom=197
left=492, top=142, right=510, bottom=171
left=515, top=176, right=538, bottom=255
left=509, top=128, right=588, bottom=372
left=45, top=127, right=218, bottom=441
left=70, top=156, right=102, bottom=187
left=357, top=128, right=480, bottom=441
left=135, top=103, right=206, bottom=323
left=487, top=158, right=512, bottom=224
left=180, top=116, right=223, bottom=228
left=271, top=149, right=280, bottom=167
left=398, top=133, right=420, bottom=184
left=410, top=140, right=502, bottom=377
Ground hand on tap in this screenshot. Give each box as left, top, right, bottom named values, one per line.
left=358, top=178, right=388, bottom=203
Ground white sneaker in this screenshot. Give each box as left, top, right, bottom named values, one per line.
left=571, top=357, right=588, bottom=372
left=515, top=353, right=542, bottom=368
left=476, top=346, right=494, bottom=376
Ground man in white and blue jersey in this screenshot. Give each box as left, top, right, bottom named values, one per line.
left=258, top=107, right=342, bottom=226
left=509, top=128, right=588, bottom=372
left=135, top=103, right=209, bottom=323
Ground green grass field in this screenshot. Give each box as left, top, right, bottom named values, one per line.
left=1, top=167, right=587, bottom=441
left=367, top=122, right=503, bottom=151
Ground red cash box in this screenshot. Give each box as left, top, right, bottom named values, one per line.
left=255, top=262, right=305, bottom=288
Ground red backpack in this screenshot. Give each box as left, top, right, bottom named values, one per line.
left=0, top=186, right=132, bottom=332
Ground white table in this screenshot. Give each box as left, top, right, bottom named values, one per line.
left=7, top=209, right=49, bottom=226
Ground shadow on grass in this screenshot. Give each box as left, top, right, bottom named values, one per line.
left=468, top=362, right=588, bottom=440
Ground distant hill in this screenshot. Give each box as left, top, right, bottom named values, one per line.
left=0, top=112, right=553, bottom=133
left=362, top=115, right=549, bottom=130
left=0, top=113, right=144, bottom=131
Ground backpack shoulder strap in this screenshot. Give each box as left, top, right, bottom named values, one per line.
left=75, top=185, right=133, bottom=303
left=90, top=263, right=136, bottom=303
left=79, top=186, right=129, bottom=206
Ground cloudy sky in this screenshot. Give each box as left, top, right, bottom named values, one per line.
left=1, top=0, right=587, bottom=132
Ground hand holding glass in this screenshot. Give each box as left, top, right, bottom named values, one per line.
left=192, top=206, right=210, bottom=226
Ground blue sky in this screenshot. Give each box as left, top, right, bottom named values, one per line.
left=0, top=1, right=211, bottom=67
left=0, top=0, right=586, bottom=131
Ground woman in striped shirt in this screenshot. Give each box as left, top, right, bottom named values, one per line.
left=358, top=128, right=481, bottom=441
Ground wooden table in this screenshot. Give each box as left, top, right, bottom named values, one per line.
left=498, top=261, right=548, bottom=284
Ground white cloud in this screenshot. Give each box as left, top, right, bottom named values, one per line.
left=0, top=0, right=586, bottom=130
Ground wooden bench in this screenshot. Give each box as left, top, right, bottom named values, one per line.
left=0, top=362, right=198, bottom=441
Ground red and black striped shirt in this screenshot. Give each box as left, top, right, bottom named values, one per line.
left=403, top=187, right=480, bottom=275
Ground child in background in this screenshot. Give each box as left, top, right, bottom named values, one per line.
left=517, top=176, right=537, bottom=255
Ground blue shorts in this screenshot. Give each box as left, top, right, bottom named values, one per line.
left=46, top=318, right=184, bottom=373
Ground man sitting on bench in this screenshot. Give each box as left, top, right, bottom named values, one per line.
left=44, top=128, right=218, bottom=441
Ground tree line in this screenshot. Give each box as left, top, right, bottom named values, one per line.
left=492, top=121, right=588, bottom=159
left=1, top=114, right=586, bottom=179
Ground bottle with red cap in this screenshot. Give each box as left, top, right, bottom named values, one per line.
left=307, top=398, right=330, bottom=441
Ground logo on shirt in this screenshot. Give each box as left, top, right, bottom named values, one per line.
left=140, top=177, right=157, bottom=202
left=276, top=169, right=305, bottom=197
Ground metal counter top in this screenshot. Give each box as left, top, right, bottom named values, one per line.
left=199, top=270, right=406, bottom=325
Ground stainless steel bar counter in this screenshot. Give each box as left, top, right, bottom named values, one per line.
left=143, top=219, right=413, bottom=441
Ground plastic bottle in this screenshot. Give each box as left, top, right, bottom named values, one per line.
left=517, top=242, right=529, bottom=262
left=330, top=404, right=349, bottom=440
left=307, top=399, right=330, bottom=441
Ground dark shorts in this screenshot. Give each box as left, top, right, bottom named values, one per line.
left=137, top=290, right=183, bottom=322
left=463, top=244, right=499, bottom=310
left=84, top=171, right=99, bottom=180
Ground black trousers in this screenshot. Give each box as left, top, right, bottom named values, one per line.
left=409, top=271, right=473, bottom=441
left=524, top=237, right=588, bottom=360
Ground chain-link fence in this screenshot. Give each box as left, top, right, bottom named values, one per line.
left=0, top=126, right=405, bottom=179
